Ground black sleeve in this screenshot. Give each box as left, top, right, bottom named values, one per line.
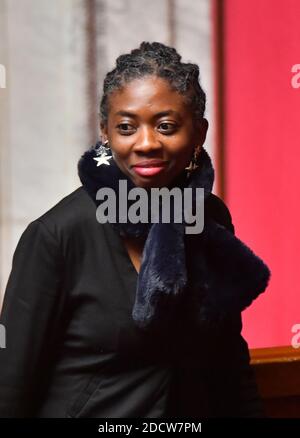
left=204, top=195, right=265, bottom=417
left=0, top=219, right=65, bottom=417
left=204, top=193, right=235, bottom=234
left=207, top=296, right=265, bottom=417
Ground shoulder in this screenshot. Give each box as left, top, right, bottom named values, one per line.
left=37, top=186, right=95, bottom=223
left=18, top=186, right=101, bottom=256
left=204, top=193, right=235, bottom=234
left=33, top=186, right=98, bottom=236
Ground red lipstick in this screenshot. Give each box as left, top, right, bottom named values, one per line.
left=132, top=159, right=168, bottom=177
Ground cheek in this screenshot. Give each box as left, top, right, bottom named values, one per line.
left=109, top=135, right=132, bottom=159
left=167, top=126, right=196, bottom=153
left=110, top=141, right=130, bottom=159
left=167, top=138, right=194, bottom=161
left=113, top=147, right=126, bottom=158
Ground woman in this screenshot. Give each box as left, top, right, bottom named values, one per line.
left=0, top=42, right=270, bottom=418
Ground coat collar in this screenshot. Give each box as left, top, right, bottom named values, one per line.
left=78, top=142, right=271, bottom=329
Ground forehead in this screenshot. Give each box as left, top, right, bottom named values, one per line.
left=108, top=76, right=190, bottom=116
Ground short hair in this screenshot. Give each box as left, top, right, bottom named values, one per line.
left=100, top=41, right=206, bottom=124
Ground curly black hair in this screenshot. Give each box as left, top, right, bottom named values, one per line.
left=100, top=41, right=206, bottom=124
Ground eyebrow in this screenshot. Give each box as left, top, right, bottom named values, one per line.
left=114, top=109, right=181, bottom=119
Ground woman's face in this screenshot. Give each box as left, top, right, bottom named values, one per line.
left=101, top=76, right=208, bottom=188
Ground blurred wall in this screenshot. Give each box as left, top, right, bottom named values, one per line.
left=0, top=0, right=88, bottom=300
left=222, top=0, right=300, bottom=348
left=0, top=0, right=214, bottom=299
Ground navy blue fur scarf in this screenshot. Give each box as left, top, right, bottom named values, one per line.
left=78, top=142, right=271, bottom=331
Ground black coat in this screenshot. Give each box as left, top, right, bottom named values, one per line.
left=0, top=186, right=264, bottom=418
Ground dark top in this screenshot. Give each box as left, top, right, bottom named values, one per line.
left=0, top=186, right=264, bottom=418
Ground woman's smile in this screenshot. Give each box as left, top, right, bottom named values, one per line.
left=101, top=76, right=208, bottom=188
left=131, top=158, right=169, bottom=177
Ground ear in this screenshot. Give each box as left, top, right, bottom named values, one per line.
left=100, top=121, right=108, bottom=143
left=198, top=118, right=209, bottom=146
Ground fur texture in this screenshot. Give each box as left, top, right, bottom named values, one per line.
left=78, top=142, right=271, bottom=331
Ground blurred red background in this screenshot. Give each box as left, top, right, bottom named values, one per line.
left=213, top=0, right=300, bottom=348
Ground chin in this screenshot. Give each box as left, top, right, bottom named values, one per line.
left=133, top=175, right=173, bottom=189
left=133, top=180, right=160, bottom=189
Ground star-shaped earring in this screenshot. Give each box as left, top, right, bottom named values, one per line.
left=93, top=152, right=112, bottom=166
left=93, top=141, right=112, bottom=166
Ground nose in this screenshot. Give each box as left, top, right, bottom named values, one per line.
left=133, top=125, right=162, bottom=154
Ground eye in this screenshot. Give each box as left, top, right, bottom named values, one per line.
left=158, top=122, right=178, bottom=134
left=117, top=123, right=136, bottom=135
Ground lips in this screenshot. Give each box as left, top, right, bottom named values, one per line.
left=132, top=160, right=168, bottom=168
left=132, top=160, right=168, bottom=177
